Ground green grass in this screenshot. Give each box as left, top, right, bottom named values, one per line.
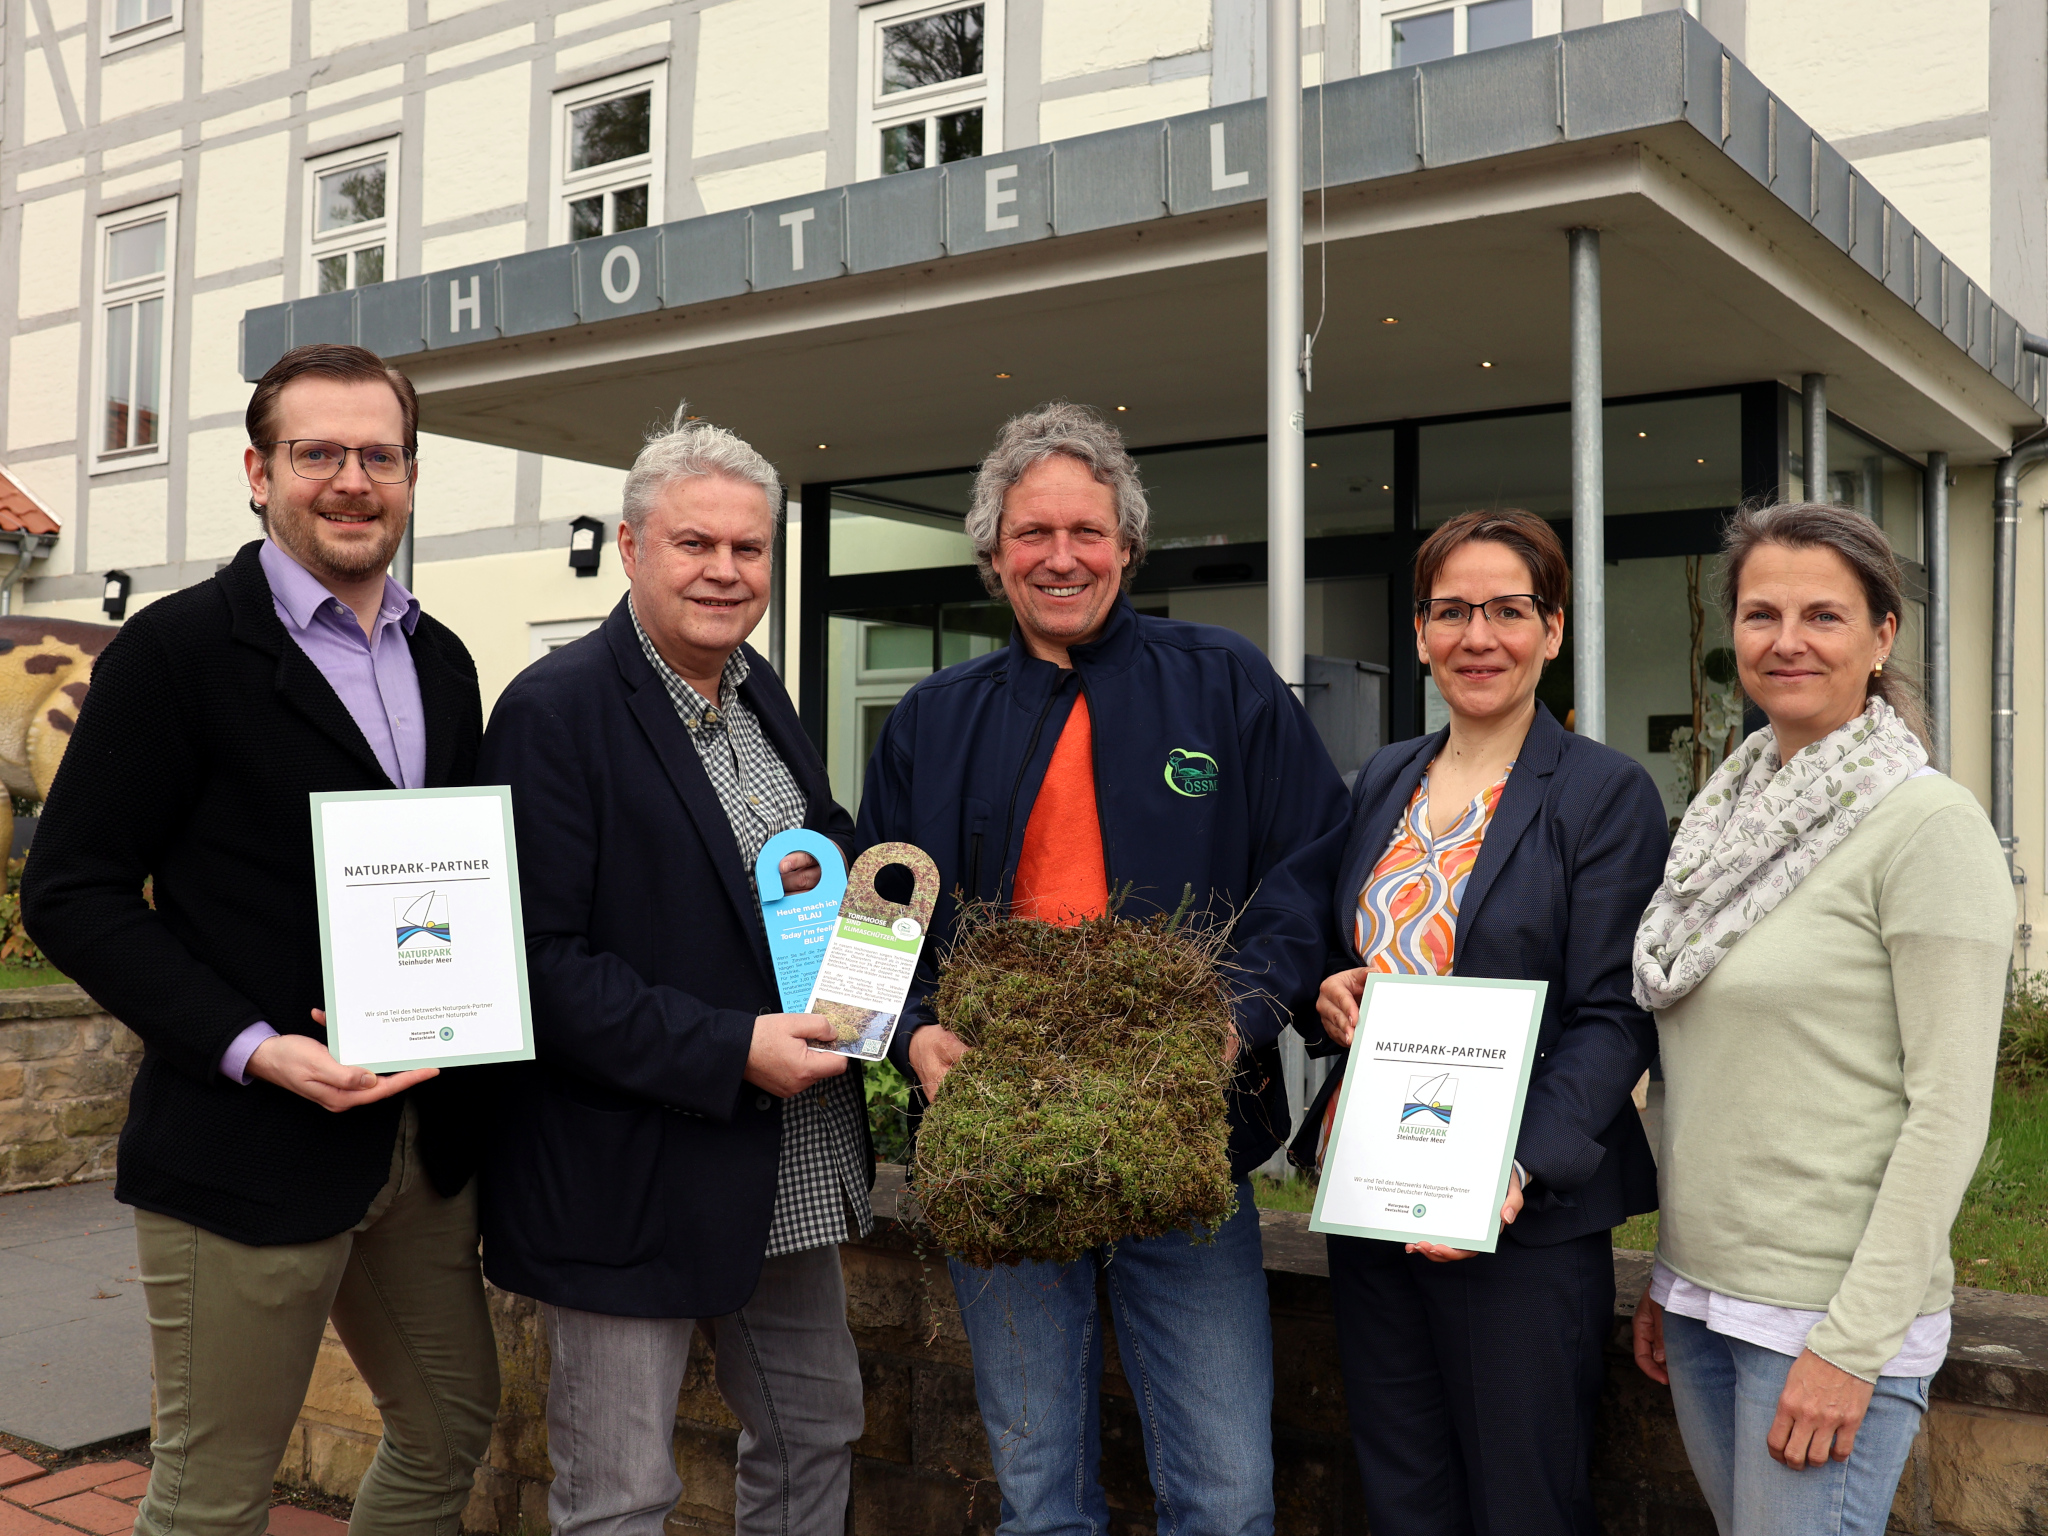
left=1251, top=1173, right=1317, bottom=1213
left=1611, top=1082, right=2048, bottom=1295
left=0, top=964, right=67, bottom=989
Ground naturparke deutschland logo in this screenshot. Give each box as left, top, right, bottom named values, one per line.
left=1164, top=748, right=1220, bottom=797
left=1398, top=1072, right=1455, bottom=1144
left=395, top=890, right=454, bottom=967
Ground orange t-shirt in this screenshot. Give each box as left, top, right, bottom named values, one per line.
left=1012, top=692, right=1109, bottom=925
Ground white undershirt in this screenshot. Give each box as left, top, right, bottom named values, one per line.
left=1650, top=1260, right=1950, bottom=1379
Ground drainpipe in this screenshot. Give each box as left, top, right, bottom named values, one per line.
left=1569, top=228, right=1605, bottom=742
left=0, top=534, right=43, bottom=616
left=1802, top=374, right=1828, bottom=501
left=1993, top=434, right=2048, bottom=871
left=1925, top=451, right=1949, bottom=769
left=1266, top=0, right=1304, bottom=695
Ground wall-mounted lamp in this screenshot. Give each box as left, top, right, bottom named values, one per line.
left=102, top=569, right=131, bottom=620
left=568, top=516, right=603, bottom=578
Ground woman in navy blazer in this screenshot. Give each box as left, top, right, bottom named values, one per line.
left=1304, top=510, right=1669, bottom=1536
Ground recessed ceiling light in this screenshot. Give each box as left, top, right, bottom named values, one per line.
left=1115, top=405, right=1129, bottom=411
left=1381, top=484, right=1390, bottom=490
left=1479, top=361, right=1493, bottom=369
left=1309, top=461, right=1319, bottom=468
left=1637, top=431, right=1647, bottom=438
left=995, top=371, right=1011, bottom=379
left=1696, top=457, right=1706, bottom=464
left=1382, top=316, right=1399, bottom=325
left=817, top=443, right=828, bottom=450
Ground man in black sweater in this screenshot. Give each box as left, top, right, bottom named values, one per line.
left=25, top=344, right=497, bottom=1536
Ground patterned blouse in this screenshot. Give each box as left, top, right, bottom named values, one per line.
left=1353, top=765, right=1514, bottom=975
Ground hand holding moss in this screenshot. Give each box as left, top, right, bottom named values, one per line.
left=908, top=1024, right=970, bottom=1100
left=1317, top=967, right=1370, bottom=1047
left=745, top=1012, right=848, bottom=1098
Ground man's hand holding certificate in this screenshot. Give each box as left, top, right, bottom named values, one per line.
left=1310, top=973, right=1545, bottom=1254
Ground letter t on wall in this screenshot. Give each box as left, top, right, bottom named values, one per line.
left=1210, top=123, right=1250, bottom=191
left=779, top=208, right=816, bottom=270
left=985, top=165, right=1019, bottom=231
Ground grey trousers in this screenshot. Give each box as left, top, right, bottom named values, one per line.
left=542, top=1244, right=864, bottom=1536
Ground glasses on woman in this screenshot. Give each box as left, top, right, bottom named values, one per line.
left=1415, top=595, right=1548, bottom=630
left=261, top=440, right=415, bottom=484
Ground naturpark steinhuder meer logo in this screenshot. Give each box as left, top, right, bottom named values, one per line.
left=395, top=890, right=452, bottom=964
left=1402, top=1072, right=1456, bottom=1126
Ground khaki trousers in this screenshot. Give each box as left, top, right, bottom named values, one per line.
left=132, top=1104, right=499, bottom=1536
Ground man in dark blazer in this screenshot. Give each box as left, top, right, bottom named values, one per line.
left=25, top=344, right=497, bottom=1533
left=478, top=406, right=867, bottom=1536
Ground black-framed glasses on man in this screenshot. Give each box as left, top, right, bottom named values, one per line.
left=259, top=440, right=416, bottom=484
left=1415, top=595, right=1548, bottom=630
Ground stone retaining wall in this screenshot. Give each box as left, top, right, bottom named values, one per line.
left=0, top=984, right=136, bottom=1194
left=284, top=1170, right=2048, bottom=1536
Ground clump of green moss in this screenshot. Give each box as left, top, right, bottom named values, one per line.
left=912, top=904, right=1237, bottom=1267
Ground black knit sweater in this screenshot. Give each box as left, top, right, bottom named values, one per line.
left=24, top=540, right=485, bottom=1245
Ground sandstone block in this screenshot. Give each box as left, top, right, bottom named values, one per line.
left=10, top=1136, right=86, bottom=1183
left=911, top=1363, right=992, bottom=1481
left=1922, top=1402, right=2048, bottom=1535
left=842, top=1244, right=920, bottom=1343
left=855, top=1354, right=913, bottom=1464
left=303, top=1419, right=379, bottom=1499
left=670, top=1424, right=739, bottom=1518
left=850, top=1457, right=984, bottom=1536
left=303, top=1341, right=379, bottom=1428
left=0, top=1062, right=25, bottom=1099
left=56, top=1097, right=126, bottom=1138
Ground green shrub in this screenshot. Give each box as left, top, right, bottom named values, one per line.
left=0, top=857, right=44, bottom=969
left=2000, top=972, right=2048, bottom=1084
left=864, top=1059, right=914, bottom=1165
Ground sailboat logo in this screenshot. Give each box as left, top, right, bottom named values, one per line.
left=1402, top=1072, right=1456, bottom=1126
left=394, top=890, right=451, bottom=949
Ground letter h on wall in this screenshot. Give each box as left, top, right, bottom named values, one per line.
left=449, top=275, right=483, bottom=332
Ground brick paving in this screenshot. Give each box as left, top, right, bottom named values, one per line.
left=0, top=1459, right=347, bottom=1536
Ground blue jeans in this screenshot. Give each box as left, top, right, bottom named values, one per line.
left=1662, top=1312, right=1931, bottom=1536
left=947, top=1180, right=1275, bottom=1536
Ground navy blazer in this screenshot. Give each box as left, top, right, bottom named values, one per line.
left=476, top=599, right=863, bottom=1318
left=1305, top=703, right=1667, bottom=1246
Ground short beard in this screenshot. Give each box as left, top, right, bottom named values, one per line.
left=270, top=494, right=405, bottom=582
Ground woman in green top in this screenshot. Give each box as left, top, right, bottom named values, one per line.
left=1628, top=502, right=2012, bottom=1536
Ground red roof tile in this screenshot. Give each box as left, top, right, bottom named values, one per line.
left=0, top=464, right=62, bottom=538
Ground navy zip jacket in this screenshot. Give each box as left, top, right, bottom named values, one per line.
left=855, top=596, right=1351, bottom=1178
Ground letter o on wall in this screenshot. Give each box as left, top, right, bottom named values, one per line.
left=600, top=245, right=641, bottom=306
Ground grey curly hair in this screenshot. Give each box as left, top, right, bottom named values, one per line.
left=966, top=401, right=1150, bottom=595
left=621, top=402, right=783, bottom=534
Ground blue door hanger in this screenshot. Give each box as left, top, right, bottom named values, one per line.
left=755, top=829, right=848, bottom=1012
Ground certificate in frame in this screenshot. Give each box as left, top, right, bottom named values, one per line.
left=310, top=785, right=535, bottom=1073
left=1309, top=972, right=1546, bottom=1253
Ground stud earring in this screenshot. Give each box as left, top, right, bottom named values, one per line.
left=1873, top=658, right=1886, bottom=677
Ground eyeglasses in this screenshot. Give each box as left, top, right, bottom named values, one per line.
left=261, top=440, right=415, bottom=484
left=1416, top=594, right=1548, bottom=630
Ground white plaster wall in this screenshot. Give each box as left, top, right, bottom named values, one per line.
left=410, top=545, right=632, bottom=710
left=420, top=224, right=529, bottom=272
left=427, top=0, right=501, bottom=18
left=694, top=153, right=828, bottom=213
left=429, top=25, right=536, bottom=75
left=6, top=327, right=79, bottom=453
left=16, top=192, right=85, bottom=320
left=1040, top=77, right=1211, bottom=140
left=557, top=21, right=669, bottom=76
left=416, top=434, right=521, bottom=537
left=309, top=0, right=409, bottom=54
left=201, top=0, right=293, bottom=92
left=559, top=0, right=658, bottom=35
left=1041, top=0, right=1211, bottom=79
left=1747, top=0, right=1987, bottom=141
left=421, top=66, right=533, bottom=224
left=100, top=44, right=188, bottom=122
left=188, top=280, right=280, bottom=422
left=21, top=36, right=85, bottom=145
left=1856, top=138, right=1993, bottom=289
left=195, top=136, right=291, bottom=277
left=539, top=457, right=628, bottom=521
left=88, top=478, right=170, bottom=570
left=182, top=425, right=262, bottom=562
left=694, top=0, right=831, bottom=158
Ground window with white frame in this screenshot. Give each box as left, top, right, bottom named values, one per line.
left=1372, top=0, right=1556, bottom=71
left=103, top=0, right=180, bottom=55
left=305, top=140, right=399, bottom=295
left=551, top=68, right=665, bottom=245
left=856, top=0, right=1003, bottom=180
left=93, top=199, right=176, bottom=470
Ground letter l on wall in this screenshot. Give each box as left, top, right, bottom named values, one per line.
left=1210, top=123, right=1249, bottom=191
left=779, top=208, right=816, bottom=270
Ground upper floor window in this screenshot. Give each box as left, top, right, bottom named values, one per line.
left=858, top=0, right=1003, bottom=179
left=94, top=200, right=176, bottom=470
left=104, top=0, right=180, bottom=54
left=1378, top=0, right=1542, bottom=70
left=552, top=68, right=666, bottom=244
left=305, top=140, right=399, bottom=294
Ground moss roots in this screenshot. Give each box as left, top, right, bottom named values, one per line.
left=912, top=908, right=1239, bottom=1268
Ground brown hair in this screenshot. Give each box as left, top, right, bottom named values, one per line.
left=1412, top=509, right=1570, bottom=615
left=1719, top=500, right=1928, bottom=748
left=245, top=344, right=419, bottom=519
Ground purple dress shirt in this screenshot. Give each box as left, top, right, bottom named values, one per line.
left=220, top=540, right=427, bottom=1083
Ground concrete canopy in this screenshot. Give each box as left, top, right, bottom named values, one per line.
left=245, top=12, right=2044, bottom=483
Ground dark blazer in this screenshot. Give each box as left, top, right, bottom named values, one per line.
left=22, top=539, right=485, bottom=1246
left=476, top=599, right=863, bottom=1320
left=1301, top=703, right=1667, bottom=1245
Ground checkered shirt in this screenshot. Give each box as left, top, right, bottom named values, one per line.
left=630, top=603, right=873, bottom=1257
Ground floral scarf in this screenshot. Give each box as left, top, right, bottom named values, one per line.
left=1631, top=698, right=1927, bottom=1012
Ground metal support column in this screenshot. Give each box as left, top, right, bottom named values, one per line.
left=1266, top=0, right=1304, bottom=695
left=1569, top=228, right=1604, bottom=743
left=797, top=482, right=833, bottom=751
left=1993, top=439, right=2048, bottom=869
left=1802, top=373, right=1828, bottom=502
left=1925, top=451, right=1949, bottom=769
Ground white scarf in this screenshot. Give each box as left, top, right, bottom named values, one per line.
left=1631, top=698, right=1927, bottom=1012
